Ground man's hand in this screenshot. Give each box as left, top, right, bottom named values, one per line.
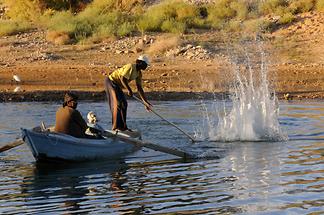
left=127, top=91, right=133, bottom=97
left=144, top=101, right=153, bottom=111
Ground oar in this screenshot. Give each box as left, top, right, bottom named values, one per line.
left=101, top=130, right=193, bottom=159
left=0, top=139, right=24, bottom=153
left=132, top=95, right=196, bottom=142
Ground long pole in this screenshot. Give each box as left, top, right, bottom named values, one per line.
left=133, top=96, right=196, bottom=142
left=102, top=130, right=192, bottom=159
left=0, top=139, right=24, bottom=153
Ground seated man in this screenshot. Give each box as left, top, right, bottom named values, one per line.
left=54, top=92, right=88, bottom=138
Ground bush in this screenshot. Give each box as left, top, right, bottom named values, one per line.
left=46, top=31, right=70, bottom=45
left=316, top=0, right=324, bottom=11
left=78, top=2, right=137, bottom=38
left=117, top=21, right=135, bottom=37
left=82, top=0, right=143, bottom=14
left=206, top=0, right=251, bottom=29
left=40, top=0, right=89, bottom=12
left=0, top=20, right=31, bottom=36
left=73, top=19, right=93, bottom=42
left=207, top=0, right=236, bottom=20
left=161, top=18, right=186, bottom=33
left=3, top=0, right=42, bottom=22
left=137, top=0, right=202, bottom=33
left=42, top=11, right=76, bottom=34
left=258, top=0, right=289, bottom=15
left=257, top=18, right=276, bottom=32
left=242, top=18, right=274, bottom=33
left=230, top=1, right=249, bottom=20
left=278, top=12, right=295, bottom=24
left=289, top=0, right=315, bottom=14
left=92, top=23, right=115, bottom=41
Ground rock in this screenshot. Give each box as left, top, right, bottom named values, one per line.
left=134, top=47, right=143, bottom=53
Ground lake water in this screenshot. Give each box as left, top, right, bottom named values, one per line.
left=0, top=100, right=323, bottom=214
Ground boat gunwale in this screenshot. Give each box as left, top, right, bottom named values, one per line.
left=22, top=128, right=137, bottom=148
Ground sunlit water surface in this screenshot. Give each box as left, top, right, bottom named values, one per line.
left=0, top=101, right=323, bottom=214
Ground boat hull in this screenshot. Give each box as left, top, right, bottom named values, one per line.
left=21, top=128, right=139, bottom=162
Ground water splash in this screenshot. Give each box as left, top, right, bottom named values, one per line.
left=195, top=50, right=287, bottom=142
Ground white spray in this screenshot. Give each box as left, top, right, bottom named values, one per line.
left=196, top=48, right=287, bottom=142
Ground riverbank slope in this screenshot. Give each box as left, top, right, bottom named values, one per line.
left=0, top=12, right=323, bottom=102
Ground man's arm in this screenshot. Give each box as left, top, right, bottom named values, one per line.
left=136, top=78, right=152, bottom=110
left=73, top=110, right=88, bottom=133
left=121, top=77, right=133, bottom=97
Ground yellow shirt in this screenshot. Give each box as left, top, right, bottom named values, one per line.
left=108, top=64, right=142, bottom=88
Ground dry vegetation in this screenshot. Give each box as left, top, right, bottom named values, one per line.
left=0, top=0, right=323, bottom=42
left=147, top=35, right=181, bottom=54
left=0, top=0, right=323, bottom=101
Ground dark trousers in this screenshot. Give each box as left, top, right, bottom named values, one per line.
left=105, top=78, right=128, bottom=131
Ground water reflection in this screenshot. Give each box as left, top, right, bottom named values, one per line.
left=20, top=160, right=129, bottom=214
left=0, top=101, right=323, bottom=214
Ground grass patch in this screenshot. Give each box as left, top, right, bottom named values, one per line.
left=137, top=0, right=203, bottom=33
left=278, top=12, right=295, bottom=25
left=2, top=0, right=42, bottom=22
left=289, top=0, right=315, bottom=14
left=316, top=0, right=324, bottom=11
left=2, top=0, right=323, bottom=43
left=0, top=20, right=31, bottom=36
left=258, top=0, right=289, bottom=15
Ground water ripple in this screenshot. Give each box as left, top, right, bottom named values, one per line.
left=0, top=101, right=323, bottom=214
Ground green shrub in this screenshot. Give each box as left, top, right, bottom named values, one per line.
left=289, top=0, right=315, bottom=14
left=258, top=0, right=289, bottom=15
left=207, top=0, right=236, bottom=20
left=207, top=0, right=249, bottom=29
left=242, top=18, right=273, bottom=33
left=316, top=0, right=324, bottom=11
left=73, top=19, right=93, bottom=42
left=230, top=1, right=249, bottom=20
left=226, top=19, right=242, bottom=32
left=43, top=11, right=76, bottom=34
left=41, top=0, right=72, bottom=11
left=91, top=23, right=115, bottom=42
left=278, top=12, right=295, bottom=24
left=3, top=0, right=42, bottom=22
left=137, top=0, right=202, bottom=33
left=117, top=21, right=135, bottom=37
left=0, top=20, right=31, bottom=36
left=161, top=18, right=186, bottom=33
left=257, top=18, right=276, bottom=32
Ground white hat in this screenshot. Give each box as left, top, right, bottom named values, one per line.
left=137, top=55, right=150, bottom=65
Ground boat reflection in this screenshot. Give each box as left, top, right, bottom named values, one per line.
left=20, top=159, right=129, bottom=214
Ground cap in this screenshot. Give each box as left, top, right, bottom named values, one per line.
left=137, top=55, right=150, bottom=65
left=64, top=92, right=78, bottom=103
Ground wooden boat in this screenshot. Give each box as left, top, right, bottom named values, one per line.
left=21, top=127, right=141, bottom=162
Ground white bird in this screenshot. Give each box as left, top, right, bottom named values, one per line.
left=13, top=74, right=21, bottom=83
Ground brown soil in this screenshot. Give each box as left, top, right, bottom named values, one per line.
left=0, top=12, right=323, bottom=102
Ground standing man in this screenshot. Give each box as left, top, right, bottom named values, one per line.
left=105, top=55, right=152, bottom=132
left=54, top=92, right=88, bottom=138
